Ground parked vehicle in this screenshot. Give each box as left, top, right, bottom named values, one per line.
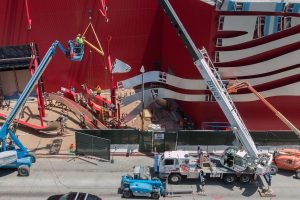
left=270, top=148, right=300, bottom=179
left=119, top=166, right=166, bottom=199
left=47, top=192, right=101, bottom=200
left=156, top=149, right=257, bottom=184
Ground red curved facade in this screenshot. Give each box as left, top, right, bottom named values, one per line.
left=1, top=0, right=300, bottom=131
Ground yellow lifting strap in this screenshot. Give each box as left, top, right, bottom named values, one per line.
left=82, top=22, right=105, bottom=56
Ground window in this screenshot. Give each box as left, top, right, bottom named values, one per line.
left=285, top=17, right=292, bottom=29
left=234, top=156, right=247, bottom=167
left=234, top=2, right=243, bottom=11
left=215, top=51, right=220, bottom=63
left=281, top=3, right=286, bottom=12
left=277, top=17, right=284, bottom=32
left=218, top=16, right=225, bottom=30
left=60, top=192, right=77, bottom=200
left=216, top=0, right=224, bottom=10
left=87, top=194, right=102, bottom=200
left=76, top=193, right=87, bottom=200
left=285, top=3, right=294, bottom=13
left=205, top=95, right=210, bottom=102
left=253, top=16, right=266, bottom=39
left=216, top=38, right=222, bottom=47
left=164, top=159, right=174, bottom=165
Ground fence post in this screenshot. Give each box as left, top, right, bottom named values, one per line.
left=151, top=131, right=154, bottom=153
left=91, top=136, right=94, bottom=157
left=175, top=131, right=178, bottom=150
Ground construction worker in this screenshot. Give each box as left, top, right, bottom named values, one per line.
left=75, top=34, right=84, bottom=46
left=96, top=85, right=102, bottom=96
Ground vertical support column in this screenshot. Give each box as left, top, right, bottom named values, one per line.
left=140, top=66, right=145, bottom=131
left=30, top=44, right=45, bottom=127
left=34, top=58, right=45, bottom=117
left=117, top=103, right=121, bottom=128
left=25, top=0, right=32, bottom=30
left=107, top=36, right=116, bottom=118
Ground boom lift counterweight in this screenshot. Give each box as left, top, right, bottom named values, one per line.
left=0, top=39, right=83, bottom=176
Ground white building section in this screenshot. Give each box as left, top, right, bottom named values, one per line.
left=117, top=71, right=206, bottom=90
left=219, top=49, right=300, bottom=77
left=219, top=33, right=300, bottom=62
left=118, top=68, right=300, bottom=93
left=221, top=16, right=257, bottom=46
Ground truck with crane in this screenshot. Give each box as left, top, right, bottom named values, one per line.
left=157, top=0, right=273, bottom=191
left=0, top=39, right=84, bottom=176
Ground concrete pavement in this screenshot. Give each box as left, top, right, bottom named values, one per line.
left=1, top=156, right=300, bottom=200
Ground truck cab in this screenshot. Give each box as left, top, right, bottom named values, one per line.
left=158, top=151, right=205, bottom=184
left=158, top=151, right=188, bottom=179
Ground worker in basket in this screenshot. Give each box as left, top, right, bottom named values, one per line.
left=74, top=34, right=84, bottom=54
left=75, top=34, right=84, bottom=46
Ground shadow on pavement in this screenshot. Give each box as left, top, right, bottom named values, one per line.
left=277, top=170, right=295, bottom=177
left=0, top=169, right=16, bottom=177
left=168, top=178, right=259, bottom=197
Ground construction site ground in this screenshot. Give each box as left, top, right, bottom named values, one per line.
left=0, top=94, right=180, bottom=155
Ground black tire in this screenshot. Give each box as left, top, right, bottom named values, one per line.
left=270, top=165, right=278, bottom=175
left=151, top=192, right=160, bottom=199
left=28, top=152, right=36, bottom=163
left=295, top=169, right=300, bottom=179
left=122, top=189, right=132, bottom=198
left=239, top=174, right=251, bottom=184
left=18, top=165, right=30, bottom=176
left=223, top=174, right=237, bottom=184
left=168, top=174, right=182, bottom=184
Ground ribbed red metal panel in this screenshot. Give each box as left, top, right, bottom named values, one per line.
left=0, top=0, right=162, bottom=91
left=1, top=0, right=300, bottom=131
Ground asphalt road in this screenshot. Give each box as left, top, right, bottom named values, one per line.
left=0, top=156, right=299, bottom=200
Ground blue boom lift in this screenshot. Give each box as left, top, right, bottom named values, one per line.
left=119, top=166, right=166, bottom=199
left=0, top=39, right=84, bottom=176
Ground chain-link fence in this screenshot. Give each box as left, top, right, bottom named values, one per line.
left=76, top=129, right=300, bottom=153
left=75, top=131, right=111, bottom=161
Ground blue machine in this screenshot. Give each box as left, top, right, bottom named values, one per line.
left=66, top=40, right=84, bottom=61
left=120, top=175, right=166, bottom=199
left=0, top=39, right=83, bottom=176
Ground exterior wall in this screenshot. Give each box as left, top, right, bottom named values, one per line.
left=0, top=0, right=300, bottom=130
left=0, top=0, right=162, bottom=91
left=161, top=0, right=216, bottom=78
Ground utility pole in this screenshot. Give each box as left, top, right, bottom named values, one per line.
left=140, top=66, right=145, bottom=131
